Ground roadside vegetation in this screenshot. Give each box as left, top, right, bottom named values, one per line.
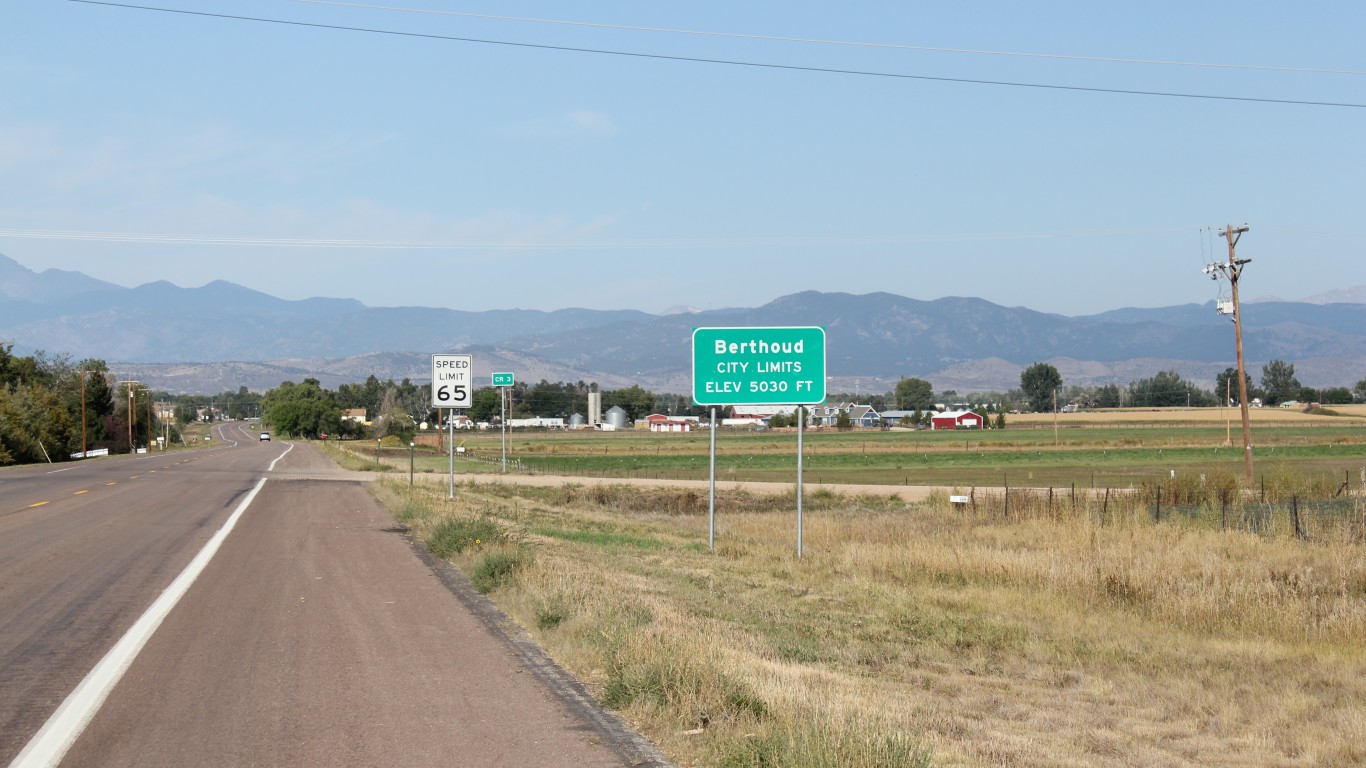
left=372, top=476, right=1366, bottom=767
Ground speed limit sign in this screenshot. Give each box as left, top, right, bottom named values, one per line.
left=431, top=354, right=473, bottom=408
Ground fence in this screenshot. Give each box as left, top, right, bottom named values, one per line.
left=960, top=483, right=1366, bottom=544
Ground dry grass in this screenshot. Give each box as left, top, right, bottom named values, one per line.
left=1008, top=406, right=1358, bottom=426
left=375, top=478, right=1366, bottom=768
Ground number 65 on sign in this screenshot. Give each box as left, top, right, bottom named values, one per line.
left=431, top=354, right=473, bottom=408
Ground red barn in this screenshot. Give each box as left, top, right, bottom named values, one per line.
left=931, top=409, right=983, bottom=430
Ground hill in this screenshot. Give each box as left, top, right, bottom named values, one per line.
left=3, top=253, right=1363, bottom=393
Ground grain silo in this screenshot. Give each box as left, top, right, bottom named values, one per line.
left=604, top=406, right=629, bottom=430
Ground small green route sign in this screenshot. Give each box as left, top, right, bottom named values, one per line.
left=692, top=326, right=826, bottom=406
left=492, top=372, right=514, bottom=387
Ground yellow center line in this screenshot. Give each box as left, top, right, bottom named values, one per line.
left=73, top=490, right=89, bottom=495
left=29, top=501, right=50, bottom=508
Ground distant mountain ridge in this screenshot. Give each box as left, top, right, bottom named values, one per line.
left=2, top=253, right=1364, bottom=393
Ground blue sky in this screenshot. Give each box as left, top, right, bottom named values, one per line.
left=2, top=1, right=1363, bottom=315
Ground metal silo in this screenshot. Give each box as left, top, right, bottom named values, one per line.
left=604, top=406, right=629, bottom=430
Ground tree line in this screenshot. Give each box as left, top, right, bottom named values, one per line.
left=882, top=361, right=1366, bottom=416
left=258, top=377, right=696, bottom=440
left=1012, top=360, right=1364, bottom=413
left=1, top=345, right=135, bottom=464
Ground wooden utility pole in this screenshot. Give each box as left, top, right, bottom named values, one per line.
left=81, top=370, right=88, bottom=459
left=1209, top=225, right=1254, bottom=483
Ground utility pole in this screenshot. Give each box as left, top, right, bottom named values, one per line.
left=81, top=370, right=88, bottom=459
left=1053, top=388, right=1059, bottom=447
left=1204, top=225, right=1254, bottom=483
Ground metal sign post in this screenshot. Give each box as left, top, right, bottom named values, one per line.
left=494, top=373, right=513, bottom=473
left=797, top=408, right=804, bottom=558
left=708, top=406, right=716, bottom=551
left=432, top=354, right=472, bottom=500
left=692, top=327, right=826, bottom=556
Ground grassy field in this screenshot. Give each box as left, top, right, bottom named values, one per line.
left=372, top=477, right=1366, bottom=768
left=360, top=408, right=1366, bottom=491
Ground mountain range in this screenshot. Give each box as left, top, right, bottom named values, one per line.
left=3, top=253, right=1364, bottom=394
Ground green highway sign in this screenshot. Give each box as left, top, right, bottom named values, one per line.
left=692, top=326, right=826, bottom=406
left=492, top=372, right=514, bottom=387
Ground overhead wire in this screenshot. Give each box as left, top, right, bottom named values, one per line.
left=67, top=1, right=1366, bottom=109
left=281, top=0, right=1366, bottom=77
left=0, top=225, right=1201, bottom=249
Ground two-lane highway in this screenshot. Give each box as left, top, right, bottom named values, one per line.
left=0, top=423, right=287, bottom=763
left=2, top=426, right=665, bottom=767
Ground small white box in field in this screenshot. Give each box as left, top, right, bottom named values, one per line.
left=950, top=495, right=970, bottom=505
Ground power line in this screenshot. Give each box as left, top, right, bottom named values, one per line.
left=0, top=225, right=1200, bottom=249
left=282, top=0, right=1366, bottom=77
left=68, top=1, right=1366, bottom=109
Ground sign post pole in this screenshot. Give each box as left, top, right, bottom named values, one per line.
left=493, top=373, right=514, bottom=474
left=708, top=406, right=716, bottom=551
left=691, top=327, right=826, bottom=556
left=797, top=407, right=804, bottom=558
left=431, top=354, right=473, bottom=500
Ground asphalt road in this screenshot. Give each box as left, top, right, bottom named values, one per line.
left=1, top=424, right=665, bottom=767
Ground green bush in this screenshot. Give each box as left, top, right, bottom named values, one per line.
left=426, top=516, right=502, bottom=558
left=470, top=549, right=531, bottom=593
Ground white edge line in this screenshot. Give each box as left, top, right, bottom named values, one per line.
left=8, top=477, right=270, bottom=768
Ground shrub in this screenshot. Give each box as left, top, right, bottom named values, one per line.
left=470, top=549, right=531, bottom=593
left=426, top=516, right=502, bottom=558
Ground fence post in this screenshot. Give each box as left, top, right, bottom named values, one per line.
left=1292, top=495, right=1305, bottom=540
left=1156, top=483, right=1161, bottom=523
left=1004, top=481, right=1010, bottom=520
left=1048, top=487, right=1054, bottom=519
left=1220, top=493, right=1228, bottom=531
left=1102, top=488, right=1110, bottom=525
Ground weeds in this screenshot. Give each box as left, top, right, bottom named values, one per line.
left=373, top=476, right=1366, bottom=768
left=470, top=549, right=531, bottom=593
left=426, top=516, right=503, bottom=558
left=719, top=718, right=932, bottom=768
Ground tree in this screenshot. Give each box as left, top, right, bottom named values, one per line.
left=1093, top=384, right=1122, bottom=409
left=1355, top=378, right=1366, bottom=403
left=261, top=378, right=342, bottom=438
left=467, top=387, right=500, bottom=423
left=1320, top=387, right=1353, bottom=405
left=835, top=410, right=852, bottom=430
left=1215, top=367, right=1258, bottom=405
left=1019, top=363, right=1062, bottom=413
left=993, top=412, right=1006, bottom=430
left=893, top=377, right=934, bottom=411
left=1260, top=360, right=1300, bottom=406
left=1128, top=370, right=1215, bottom=408
left=604, top=385, right=655, bottom=420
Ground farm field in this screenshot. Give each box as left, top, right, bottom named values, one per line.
left=363, top=407, right=1366, bottom=492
